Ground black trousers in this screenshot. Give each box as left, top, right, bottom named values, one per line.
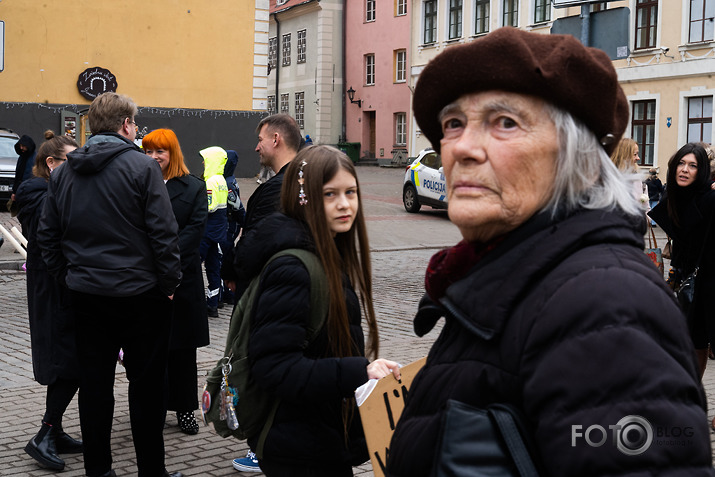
left=166, top=347, right=198, bottom=412
left=43, top=377, right=80, bottom=426
left=259, top=459, right=353, bottom=477
left=72, top=287, right=172, bottom=477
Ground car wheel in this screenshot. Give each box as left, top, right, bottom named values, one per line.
left=403, top=184, right=421, bottom=213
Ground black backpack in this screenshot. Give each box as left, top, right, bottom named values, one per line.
left=202, top=248, right=328, bottom=458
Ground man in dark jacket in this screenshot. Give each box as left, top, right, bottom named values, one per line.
left=37, top=92, right=184, bottom=477
left=11, top=134, right=36, bottom=201
left=221, top=114, right=301, bottom=473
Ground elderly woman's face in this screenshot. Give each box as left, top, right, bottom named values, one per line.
left=439, top=91, right=558, bottom=242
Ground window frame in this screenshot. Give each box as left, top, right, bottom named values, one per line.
left=687, top=96, right=713, bottom=143
left=282, top=33, right=291, bottom=66
left=365, top=54, right=375, bottom=85
left=268, top=37, right=277, bottom=70
left=634, top=0, right=658, bottom=50
left=631, top=99, right=656, bottom=166
left=449, top=0, right=463, bottom=40
left=502, top=0, right=518, bottom=27
left=396, top=0, right=408, bottom=16
left=366, top=0, right=376, bottom=22
left=267, top=95, right=276, bottom=115
left=533, top=0, right=551, bottom=24
left=474, top=0, right=490, bottom=35
left=295, top=92, right=305, bottom=130
left=689, top=0, right=715, bottom=43
left=395, top=50, right=407, bottom=83
left=395, top=113, right=407, bottom=146
left=280, top=93, right=290, bottom=114
left=297, top=30, right=307, bottom=64
left=424, top=0, right=438, bottom=44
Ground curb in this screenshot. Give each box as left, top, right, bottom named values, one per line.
left=0, top=260, right=24, bottom=271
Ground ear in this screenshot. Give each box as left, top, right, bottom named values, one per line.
left=273, top=133, right=280, bottom=146
left=45, top=156, right=54, bottom=168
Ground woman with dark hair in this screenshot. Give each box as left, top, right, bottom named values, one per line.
left=234, top=145, right=399, bottom=476
left=15, top=130, right=82, bottom=471
left=143, top=128, right=209, bottom=435
left=649, top=142, right=715, bottom=378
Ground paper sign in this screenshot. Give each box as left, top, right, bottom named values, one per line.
left=357, top=356, right=426, bottom=477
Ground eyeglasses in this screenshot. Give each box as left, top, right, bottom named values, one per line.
left=126, top=118, right=138, bottom=132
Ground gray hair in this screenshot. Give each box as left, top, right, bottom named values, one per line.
left=543, top=105, right=641, bottom=218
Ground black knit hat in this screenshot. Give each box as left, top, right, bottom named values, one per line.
left=413, top=27, right=629, bottom=155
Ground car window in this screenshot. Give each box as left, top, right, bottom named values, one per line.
left=0, top=138, right=18, bottom=157
left=421, top=152, right=438, bottom=169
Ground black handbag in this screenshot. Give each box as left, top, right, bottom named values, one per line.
left=432, top=400, right=539, bottom=477
left=675, top=216, right=712, bottom=315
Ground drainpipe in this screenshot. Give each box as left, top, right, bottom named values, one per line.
left=274, top=14, right=280, bottom=103
left=341, top=2, right=346, bottom=143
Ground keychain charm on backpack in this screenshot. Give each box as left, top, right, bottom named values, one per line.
left=221, top=360, right=239, bottom=430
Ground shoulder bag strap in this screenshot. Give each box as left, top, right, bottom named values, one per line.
left=489, top=405, right=540, bottom=477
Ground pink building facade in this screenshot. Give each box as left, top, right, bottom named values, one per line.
left=345, top=0, right=411, bottom=162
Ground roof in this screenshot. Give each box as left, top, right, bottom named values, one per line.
left=270, top=0, right=316, bottom=14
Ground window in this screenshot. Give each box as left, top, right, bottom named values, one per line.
left=277, top=0, right=287, bottom=4
left=295, top=92, right=305, bottom=130
left=424, top=0, right=438, bottom=44
left=280, top=93, right=289, bottom=114
left=687, top=96, right=713, bottom=143
left=475, top=0, right=490, bottom=34
left=689, top=0, right=715, bottom=43
left=282, top=33, right=291, bottom=66
left=632, top=100, right=656, bottom=166
left=396, top=0, right=407, bottom=16
left=635, top=0, right=658, bottom=50
left=268, top=37, right=277, bottom=71
left=297, top=30, right=307, bottom=64
left=534, top=0, right=551, bottom=23
left=395, top=113, right=407, bottom=146
left=503, top=0, right=518, bottom=26
left=365, top=54, right=375, bottom=85
left=395, top=50, right=407, bottom=83
left=267, top=95, right=276, bottom=115
left=367, top=0, right=376, bottom=22
left=590, top=2, right=607, bottom=12
left=449, top=0, right=463, bottom=39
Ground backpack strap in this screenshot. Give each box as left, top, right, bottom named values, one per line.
left=252, top=248, right=329, bottom=458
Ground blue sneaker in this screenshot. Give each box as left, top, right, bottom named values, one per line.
left=232, top=451, right=261, bottom=472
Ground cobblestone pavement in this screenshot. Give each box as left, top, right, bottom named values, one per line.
left=1, top=167, right=714, bottom=475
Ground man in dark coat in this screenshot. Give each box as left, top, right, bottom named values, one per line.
left=386, top=27, right=714, bottom=476
left=37, top=92, right=184, bottom=477
left=11, top=134, right=36, bottom=201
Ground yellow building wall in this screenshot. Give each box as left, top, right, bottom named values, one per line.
left=0, top=0, right=256, bottom=110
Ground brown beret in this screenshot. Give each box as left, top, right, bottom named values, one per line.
left=413, top=27, right=629, bottom=155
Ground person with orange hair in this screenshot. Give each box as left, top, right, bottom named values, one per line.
left=143, top=128, right=209, bottom=435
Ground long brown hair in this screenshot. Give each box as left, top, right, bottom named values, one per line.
left=33, top=130, right=78, bottom=180
left=141, top=128, right=190, bottom=180
left=609, top=137, right=638, bottom=173
left=281, top=145, right=378, bottom=360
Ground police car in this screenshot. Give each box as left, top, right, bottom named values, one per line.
left=403, top=148, right=447, bottom=213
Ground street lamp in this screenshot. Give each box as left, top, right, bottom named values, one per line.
left=347, top=86, right=362, bottom=108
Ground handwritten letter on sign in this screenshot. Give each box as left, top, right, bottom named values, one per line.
left=357, top=356, right=426, bottom=477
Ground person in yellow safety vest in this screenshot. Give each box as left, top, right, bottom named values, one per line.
left=199, top=146, right=229, bottom=317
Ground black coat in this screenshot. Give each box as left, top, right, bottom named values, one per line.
left=387, top=209, right=713, bottom=476
left=240, top=213, right=370, bottom=467
left=15, top=176, right=78, bottom=385
left=166, top=174, right=210, bottom=349
left=649, top=189, right=715, bottom=347
left=12, top=134, right=36, bottom=194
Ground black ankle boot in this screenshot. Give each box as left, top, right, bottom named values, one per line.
left=24, top=422, right=65, bottom=470
left=53, top=425, right=83, bottom=454
left=176, top=411, right=199, bottom=435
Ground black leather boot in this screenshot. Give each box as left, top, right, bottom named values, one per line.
left=24, top=422, right=65, bottom=470
left=53, top=425, right=83, bottom=454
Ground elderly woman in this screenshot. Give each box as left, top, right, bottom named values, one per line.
left=386, top=28, right=713, bottom=476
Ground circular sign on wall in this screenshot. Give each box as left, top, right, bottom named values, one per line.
left=77, top=67, right=118, bottom=100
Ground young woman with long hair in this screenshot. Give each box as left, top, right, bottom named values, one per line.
left=15, top=130, right=82, bottom=471
left=142, top=128, right=209, bottom=435
left=234, top=145, right=399, bottom=476
left=649, top=143, right=715, bottom=382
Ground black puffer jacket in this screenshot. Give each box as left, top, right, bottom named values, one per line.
left=239, top=213, right=370, bottom=467
left=387, top=208, right=713, bottom=476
